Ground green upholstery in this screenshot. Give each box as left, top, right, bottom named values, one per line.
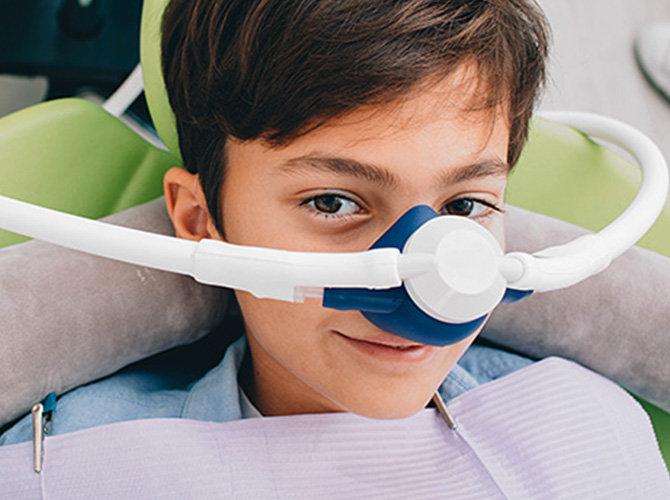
left=0, top=99, right=177, bottom=247
left=510, top=118, right=670, bottom=253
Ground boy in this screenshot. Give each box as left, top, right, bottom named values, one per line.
left=1, top=0, right=548, bottom=437
left=159, top=0, right=549, bottom=419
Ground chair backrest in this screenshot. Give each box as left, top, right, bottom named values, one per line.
left=0, top=98, right=176, bottom=247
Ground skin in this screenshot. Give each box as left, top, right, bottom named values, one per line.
left=164, top=70, right=510, bottom=420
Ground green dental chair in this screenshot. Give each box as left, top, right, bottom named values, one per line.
left=0, top=0, right=668, bottom=471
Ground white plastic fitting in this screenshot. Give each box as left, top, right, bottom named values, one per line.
left=402, top=216, right=507, bottom=323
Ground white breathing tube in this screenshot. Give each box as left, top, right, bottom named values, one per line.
left=506, top=111, right=669, bottom=292
left=0, top=112, right=667, bottom=321
left=0, top=196, right=407, bottom=299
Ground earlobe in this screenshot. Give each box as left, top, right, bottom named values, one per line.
left=163, top=167, right=219, bottom=241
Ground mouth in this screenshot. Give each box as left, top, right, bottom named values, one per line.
left=334, top=331, right=437, bottom=363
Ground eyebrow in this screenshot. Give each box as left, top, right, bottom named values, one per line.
left=439, top=158, right=510, bottom=185
left=280, top=155, right=399, bottom=188
left=278, top=154, right=510, bottom=188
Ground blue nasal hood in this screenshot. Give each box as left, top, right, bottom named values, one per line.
left=323, top=206, right=530, bottom=347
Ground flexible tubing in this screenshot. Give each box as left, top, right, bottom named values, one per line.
left=102, top=64, right=144, bottom=117
left=0, top=195, right=196, bottom=274
left=0, top=195, right=403, bottom=300
left=510, top=111, right=670, bottom=291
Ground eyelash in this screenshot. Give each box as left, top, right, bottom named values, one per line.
left=300, top=193, right=503, bottom=222
left=300, top=192, right=364, bottom=220
left=440, top=198, right=503, bottom=221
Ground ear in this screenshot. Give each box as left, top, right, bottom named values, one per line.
left=163, top=167, right=221, bottom=241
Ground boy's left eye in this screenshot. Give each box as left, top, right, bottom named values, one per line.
left=441, top=198, right=501, bottom=219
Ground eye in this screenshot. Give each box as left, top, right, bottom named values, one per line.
left=301, top=193, right=362, bottom=218
left=442, top=198, right=501, bottom=219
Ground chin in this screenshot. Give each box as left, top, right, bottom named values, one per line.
left=342, top=393, right=433, bottom=421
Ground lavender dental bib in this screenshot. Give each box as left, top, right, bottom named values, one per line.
left=2, top=358, right=668, bottom=499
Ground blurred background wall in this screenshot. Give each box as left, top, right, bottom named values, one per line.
left=537, top=0, right=670, bottom=162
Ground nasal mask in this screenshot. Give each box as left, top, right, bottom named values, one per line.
left=0, top=112, right=667, bottom=346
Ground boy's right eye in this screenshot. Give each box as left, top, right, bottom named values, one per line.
left=300, top=193, right=363, bottom=220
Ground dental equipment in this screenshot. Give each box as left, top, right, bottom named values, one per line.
left=0, top=112, right=666, bottom=346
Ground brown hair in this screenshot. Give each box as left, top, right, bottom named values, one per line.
left=162, top=0, right=550, bottom=235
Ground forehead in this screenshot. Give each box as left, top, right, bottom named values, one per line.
left=226, top=67, right=511, bottom=184
left=298, top=93, right=508, bottom=161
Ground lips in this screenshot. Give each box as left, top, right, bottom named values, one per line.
left=343, top=334, right=423, bottom=349
left=334, top=331, right=436, bottom=362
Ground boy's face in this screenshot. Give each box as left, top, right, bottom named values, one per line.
left=167, top=72, right=510, bottom=419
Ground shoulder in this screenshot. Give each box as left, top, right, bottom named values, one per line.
left=0, top=368, right=193, bottom=446
left=458, top=344, right=535, bottom=383
left=0, top=333, right=247, bottom=447
left=440, top=344, right=534, bottom=401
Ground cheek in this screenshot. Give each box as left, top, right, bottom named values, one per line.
left=236, top=293, right=312, bottom=346
left=235, top=291, right=334, bottom=375
left=489, top=217, right=506, bottom=252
